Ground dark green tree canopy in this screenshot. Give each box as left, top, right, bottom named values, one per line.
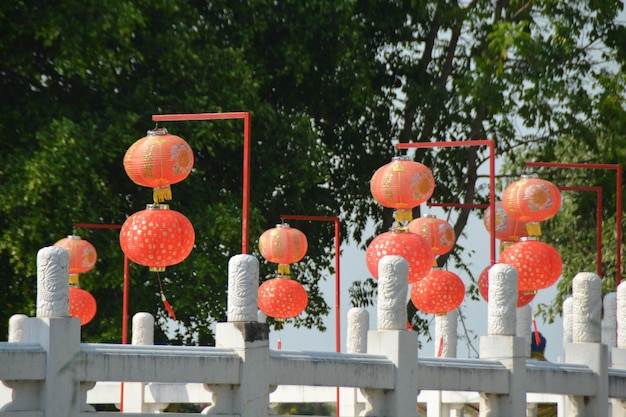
left=1, top=0, right=625, bottom=342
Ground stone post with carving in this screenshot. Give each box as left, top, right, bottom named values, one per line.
left=564, top=272, right=608, bottom=416
left=479, top=263, right=526, bottom=417
left=211, top=254, right=269, bottom=416
left=363, top=255, right=417, bottom=417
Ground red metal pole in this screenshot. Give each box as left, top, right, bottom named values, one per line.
left=279, top=214, right=341, bottom=416
left=396, top=140, right=497, bottom=265
left=152, top=112, right=251, bottom=254
left=525, top=162, right=622, bottom=286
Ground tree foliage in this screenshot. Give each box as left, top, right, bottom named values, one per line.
left=1, top=0, right=625, bottom=343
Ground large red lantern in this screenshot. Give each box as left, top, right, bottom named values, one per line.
left=258, top=277, right=308, bottom=319
left=477, top=265, right=536, bottom=307
left=123, top=128, right=194, bottom=203
left=119, top=204, right=195, bottom=271
left=502, top=176, right=561, bottom=235
left=259, top=223, right=308, bottom=275
left=54, top=235, right=98, bottom=284
left=483, top=202, right=529, bottom=242
left=69, top=287, right=97, bottom=326
left=370, top=156, right=435, bottom=223
left=410, top=269, right=465, bottom=315
left=365, top=227, right=434, bottom=284
left=499, top=240, right=562, bottom=293
left=408, top=215, right=455, bottom=257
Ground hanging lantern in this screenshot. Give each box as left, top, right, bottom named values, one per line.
left=123, top=127, right=194, bottom=203
left=365, top=227, right=434, bottom=284
left=119, top=204, right=195, bottom=272
left=408, top=215, right=455, bottom=258
left=483, top=201, right=529, bottom=243
left=410, top=269, right=465, bottom=315
left=69, top=287, right=97, bottom=326
left=54, top=235, right=97, bottom=284
left=258, top=276, right=308, bottom=319
left=477, top=265, right=536, bottom=307
left=258, top=223, right=308, bottom=275
left=370, top=156, right=435, bottom=223
left=499, top=239, right=562, bottom=293
left=502, top=175, right=561, bottom=236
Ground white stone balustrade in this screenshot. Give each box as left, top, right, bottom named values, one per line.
left=3, top=250, right=626, bottom=416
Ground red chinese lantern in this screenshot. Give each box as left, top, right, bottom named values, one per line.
left=502, top=176, right=561, bottom=235
left=408, top=215, right=455, bottom=257
left=123, top=128, right=194, bottom=203
left=365, top=227, right=434, bottom=284
left=54, top=235, right=97, bottom=284
left=259, top=223, right=308, bottom=275
left=258, top=277, right=308, bottom=319
left=499, top=239, right=562, bottom=293
left=477, top=265, right=536, bottom=307
left=370, top=156, right=435, bottom=223
left=119, top=204, right=195, bottom=271
left=69, top=287, right=97, bottom=326
left=410, top=269, right=465, bottom=314
left=483, top=202, right=529, bottom=242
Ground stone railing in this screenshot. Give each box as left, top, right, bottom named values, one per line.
left=2, top=248, right=626, bottom=416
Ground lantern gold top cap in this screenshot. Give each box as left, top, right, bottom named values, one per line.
left=67, top=234, right=82, bottom=240
left=146, top=203, right=170, bottom=210
left=276, top=223, right=291, bottom=228
left=147, top=127, right=169, bottom=136
left=424, top=214, right=437, bottom=218
left=520, top=173, right=538, bottom=179
left=389, top=226, right=409, bottom=233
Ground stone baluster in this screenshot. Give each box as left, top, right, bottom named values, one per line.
left=208, top=254, right=269, bottom=416
left=564, top=272, right=607, bottom=416
left=516, top=304, right=532, bottom=358
left=479, top=263, right=526, bottom=417
left=612, top=282, right=626, bottom=417
left=340, top=307, right=369, bottom=417
left=435, top=310, right=458, bottom=358
left=363, top=255, right=417, bottom=417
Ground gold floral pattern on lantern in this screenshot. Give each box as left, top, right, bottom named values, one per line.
left=408, top=215, right=455, bottom=256
left=502, top=176, right=561, bottom=222
left=370, top=156, right=435, bottom=223
left=123, top=128, right=194, bottom=203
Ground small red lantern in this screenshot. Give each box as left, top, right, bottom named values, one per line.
left=54, top=235, right=97, bottom=284
left=69, top=287, right=97, bottom=326
left=259, top=223, right=308, bottom=275
left=123, top=128, right=194, bottom=203
left=370, top=156, right=435, bottom=223
left=499, top=239, right=562, bottom=293
left=477, top=265, right=536, bottom=307
left=119, top=204, right=195, bottom=272
left=408, top=215, right=455, bottom=257
left=258, top=277, right=308, bottom=319
left=365, top=227, right=434, bottom=284
left=410, top=269, right=465, bottom=314
left=483, top=202, right=529, bottom=242
left=502, top=176, right=561, bottom=235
